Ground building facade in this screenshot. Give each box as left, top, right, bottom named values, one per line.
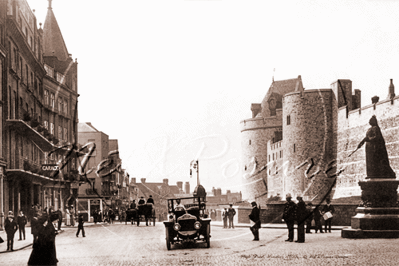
left=241, top=76, right=398, bottom=205
left=1, top=0, right=80, bottom=228
left=77, top=122, right=130, bottom=221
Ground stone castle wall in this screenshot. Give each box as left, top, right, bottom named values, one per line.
left=282, top=89, right=335, bottom=201
left=334, top=95, right=399, bottom=198
left=240, top=114, right=282, bottom=205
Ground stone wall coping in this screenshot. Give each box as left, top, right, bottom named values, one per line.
left=283, top=88, right=332, bottom=98
left=343, top=94, right=399, bottom=116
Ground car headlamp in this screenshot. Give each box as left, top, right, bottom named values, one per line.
left=173, top=223, right=181, bottom=231
left=194, top=221, right=201, bottom=230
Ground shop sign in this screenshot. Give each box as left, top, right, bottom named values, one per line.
left=42, top=164, right=59, bottom=171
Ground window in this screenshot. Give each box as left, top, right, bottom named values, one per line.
left=44, top=120, right=48, bottom=130
left=44, top=90, right=49, bottom=105
left=280, top=150, right=282, bottom=158
left=58, top=97, right=62, bottom=112
left=287, top=115, right=291, bottom=125
left=294, top=144, right=296, bottom=153
left=50, top=93, right=55, bottom=108
left=50, top=122, right=54, bottom=134
left=58, top=126, right=62, bottom=139
left=64, top=100, right=68, bottom=115
left=249, top=140, right=251, bottom=145
left=64, top=128, right=68, bottom=141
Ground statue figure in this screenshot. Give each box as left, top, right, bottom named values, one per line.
left=356, top=115, right=396, bottom=178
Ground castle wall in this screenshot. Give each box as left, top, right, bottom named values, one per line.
left=334, top=96, right=399, bottom=198
left=240, top=115, right=282, bottom=205
left=282, top=89, right=335, bottom=201
left=267, top=140, right=284, bottom=197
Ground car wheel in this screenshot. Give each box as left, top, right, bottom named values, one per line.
left=205, top=224, right=210, bottom=248
left=166, top=229, right=171, bottom=250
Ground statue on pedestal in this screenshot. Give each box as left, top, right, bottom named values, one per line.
left=356, top=115, right=396, bottom=179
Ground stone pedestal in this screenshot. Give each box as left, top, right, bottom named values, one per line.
left=342, top=179, right=399, bottom=238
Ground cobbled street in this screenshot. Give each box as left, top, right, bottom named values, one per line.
left=2, top=222, right=399, bottom=265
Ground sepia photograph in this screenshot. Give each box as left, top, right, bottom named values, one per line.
left=1, top=0, right=399, bottom=265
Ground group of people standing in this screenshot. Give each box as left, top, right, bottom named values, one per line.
left=222, top=204, right=236, bottom=229
left=283, top=193, right=335, bottom=243
left=4, top=210, right=27, bottom=251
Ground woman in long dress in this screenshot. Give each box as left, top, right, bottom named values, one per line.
left=357, top=115, right=395, bottom=178
left=28, top=213, right=58, bottom=266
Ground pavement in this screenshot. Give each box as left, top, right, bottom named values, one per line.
left=0, top=220, right=344, bottom=254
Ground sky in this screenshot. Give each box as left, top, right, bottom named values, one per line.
left=26, top=0, right=399, bottom=198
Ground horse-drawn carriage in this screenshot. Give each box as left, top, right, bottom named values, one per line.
left=125, top=203, right=156, bottom=226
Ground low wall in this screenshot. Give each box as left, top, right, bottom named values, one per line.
left=238, top=203, right=359, bottom=226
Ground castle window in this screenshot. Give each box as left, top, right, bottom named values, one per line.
left=294, top=144, right=296, bottom=153
left=287, top=115, right=291, bottom=125
left=280, top=150, right=282, bottom=158
left=249, top=140, right=251, bottom=145
left=273, top=153, right=274, bottom=160
left=269, top=155, right=270, bottom=162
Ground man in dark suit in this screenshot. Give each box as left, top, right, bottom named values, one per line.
left=296, top=196, right=306, bottom=243
left=249, top=201, right=260, bottom=241
left=322, top=198, right=335, bottom=233
left=283, top=193, right=296, bottom=242
left=227, top=204, right=236, bottom=229
left=76, top=214, right=85, bottom=237
left=305, top=202, right=313, bottom=233
left=5, top=212, right=18, bottom=251
left=130, top=200, right=137, bottom=210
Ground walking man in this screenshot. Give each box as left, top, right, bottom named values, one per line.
left=222, top=208, right=228, bottom=228
left=283, top=193, right=296, bottom=242
left=227, top=204, right=236, bottom=229
left=249, top=201, right=260, bottom=241
left=296, top=196, right=306, bottom=243
left=17, top=210, right=27, bottom=241
left=76, top=214, right=85, bottom=237
left=314, top=205, right=324, bottom=233
left=5, top=211, right=18, bottom=251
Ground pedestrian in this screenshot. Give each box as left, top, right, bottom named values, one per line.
left=305, top=202, right=313, bottom=234
left=76, top=214, right=85, bottom=237
left=70, top=207, right=75, bottom=227
left=57, top=210, right=62, bottom=231
left=17, top=210, right=27, bottom=241
left=283, top=193, right=296, bottom=242
left=322, top=198, right=335, bottom=233
left=5, top=211, right=18, bottom=251
left=28, top=213, right=59, bottom=266
left=296, top=196, right=306, bottom=243
left=249, top=201, right=260, bottom=241
left=227, top=204, right=236, bottom=229
left=313, top=205, right=324, bottom=233
left=109, top=209, right=115, bottom=224
left=222, top=208, right=228, bottom=228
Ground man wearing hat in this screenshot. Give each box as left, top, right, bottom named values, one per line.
left=146, top=195, right=154, bottom=205
left=282, top=193, right=296, bottom=242
left=5, top=211, right=18, bottom=251
left=227, top=204, right=236, bottom=229
left=249, top=201, right=260, bottom=241
left=296, top=196, right=307, bottom=243
left=138, top=196, right=145, bottom=205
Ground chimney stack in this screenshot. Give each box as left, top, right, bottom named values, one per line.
left=131, top=177, right=136, bottom=184
left=163, top=178, right=168, bottom=185
left=176, top=181, right=183, bottom=191
left=185, top=182, right=190, bottom=194
left=141, top=178, right=146, bottom=184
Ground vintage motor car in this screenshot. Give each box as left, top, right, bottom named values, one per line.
left=163, top=185, right=211, bottom=250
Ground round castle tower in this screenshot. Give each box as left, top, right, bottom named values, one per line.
left=282, top=89, right=335, bottom=201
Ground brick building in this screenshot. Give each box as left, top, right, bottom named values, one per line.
left=1, top=0, right=80, bottom=228
left=77, top=122, right=129, bottom=221
left=241, top=76, right=398, bottom=206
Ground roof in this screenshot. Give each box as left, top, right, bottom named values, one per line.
left=43, top=4, right=69, bottom=61
left=256, top=76, right=303, bottom=118
left=78, top=122, right=99, bottom=133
